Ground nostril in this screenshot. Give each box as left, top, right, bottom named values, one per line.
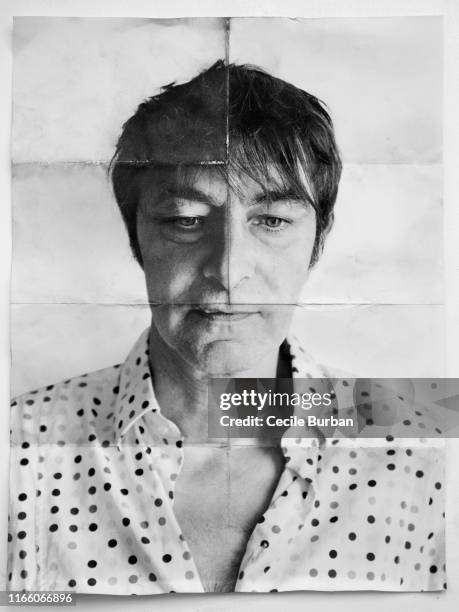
left=201, top=260, right=230, bottom=292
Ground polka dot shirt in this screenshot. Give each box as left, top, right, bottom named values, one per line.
left=7, top=328, right=445, bottom=593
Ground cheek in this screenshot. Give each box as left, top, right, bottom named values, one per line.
left=137, top=225, right=203, bottom=300
left=143, top=260, right=195, bottom=302
left=268, top=258, right=309, bottom=300
left=259, top=227, right=315, bottom=296
left=150, top=305, right=183, bottom=340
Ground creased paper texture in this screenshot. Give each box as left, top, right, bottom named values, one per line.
left=9, top=16, right=446, bottom=595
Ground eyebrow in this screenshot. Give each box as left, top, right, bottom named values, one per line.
left=154, top=186, right=309, bottom=208
left=253, top=188, right=307, bottom=206
left=157, top=186, right=217, bottom=206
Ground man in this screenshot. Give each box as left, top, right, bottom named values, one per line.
left=8, top=61, right=445, bottom=594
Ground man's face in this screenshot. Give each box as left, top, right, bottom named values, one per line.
left=136, top=164, right=316, bottom=376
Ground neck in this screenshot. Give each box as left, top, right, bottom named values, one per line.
left=148, top=325, right=281, bottom=442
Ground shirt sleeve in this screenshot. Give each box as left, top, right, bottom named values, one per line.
left=7, top=393, right=41, bottom=591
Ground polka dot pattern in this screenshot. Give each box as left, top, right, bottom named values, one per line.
left=7, top=328, right=446, bottom=593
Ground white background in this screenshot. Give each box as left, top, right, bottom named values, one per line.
left=2, top=2, right=459, bottom=612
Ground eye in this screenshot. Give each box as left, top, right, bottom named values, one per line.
left=172, top=216, right=204, bottom=228
left=263, top=216, right=284, bottom=228
left=252, top=215, right=290, bottom=231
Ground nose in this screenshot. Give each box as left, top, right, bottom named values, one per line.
left=202, top=215, right=255, bottom=299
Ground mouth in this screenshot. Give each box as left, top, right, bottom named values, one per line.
left=191, top=307, right=259, bottom=322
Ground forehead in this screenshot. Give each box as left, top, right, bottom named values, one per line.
left=138, top=163, right=293, bottom=205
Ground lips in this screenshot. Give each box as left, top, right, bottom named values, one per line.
left=191, top=307, right=259, bottom=322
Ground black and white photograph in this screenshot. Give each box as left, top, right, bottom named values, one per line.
left=4, top=6, right=458, bottom=607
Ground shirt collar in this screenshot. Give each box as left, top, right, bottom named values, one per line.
left=280, top=333, right=328, bottom=480
left=114, top=327, right=177, bottom=449
left=115, top=327, right=325, bottom=479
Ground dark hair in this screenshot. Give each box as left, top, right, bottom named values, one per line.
left=110, top=60, right=342, bottom=267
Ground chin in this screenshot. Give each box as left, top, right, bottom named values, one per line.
left=152, top=305, right=292, bottom=376
left=185, top=339, right=265, bottom=377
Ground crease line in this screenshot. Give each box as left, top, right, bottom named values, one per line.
left=225, top=17, right=231, bottom=308
left=11, top=160, right=443, bottom=167
left=10, top=301, right=445, bottom=306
